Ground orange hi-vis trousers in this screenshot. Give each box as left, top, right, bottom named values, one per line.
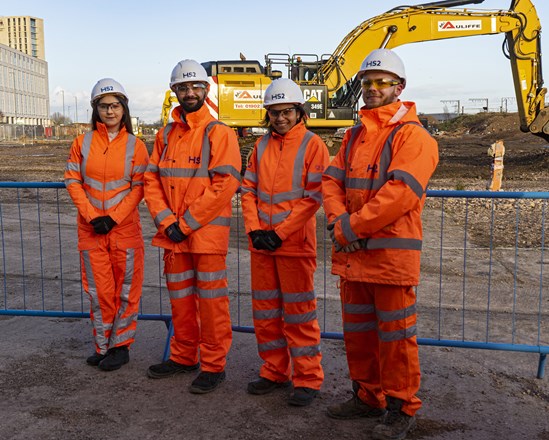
left=79, top=223, right=144, bottom=354
left=340, top=280, right=421, bottom=416
left=164, top=251, right=232, bottom=373
left=251, top=253, right=324, bottom=389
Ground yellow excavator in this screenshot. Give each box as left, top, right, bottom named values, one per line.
left=160, top=0, right=548, bottom=141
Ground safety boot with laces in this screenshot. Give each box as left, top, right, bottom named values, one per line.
left=372, top=397, right=416, bottom=440
left=327, top=391, right=386, bottom=419
left=98, top=346, right=129, bottom=371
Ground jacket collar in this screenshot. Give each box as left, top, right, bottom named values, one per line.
left=96, top=122, right=127, bottom=140
left=359, top=100, right=417, bottom=133
left=172, top=104, right=212, bottom=128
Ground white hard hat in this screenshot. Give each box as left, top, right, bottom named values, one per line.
left=170, top=59, right=209, bottom=89
left=90, top=78, right=128, bottom=105
left=358, top=49, right=406, bottom=84
left=263, top=78, right=305, bottom=107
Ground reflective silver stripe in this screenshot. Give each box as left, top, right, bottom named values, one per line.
left=197, top=269, right=227, bottom=282
left=253, top=308, right=283, bottom=320
left=270, top=188, right=306, bottom=205
left=344, top=321, right=377, bottom=333
left=282, top=291, right=315, bottom=303
left=307, top=171, right=322, bottom=183
left=345, top=177, right=381, bottom=190
left=240, top=186, right=257, bottom=196
left=255, top=134, right=270, bottom=164
left=88, top=195, right=103, bottom=210
left=389, top=169, right=424, bottom=199
left=258, top=208, right=290, bottom=225
left=377, top=303, right=417, bottom=323
left=344, top=125, right=363, bottom=165
left=147, top=163, right=159, bottom=173
left=170, top=285, right=195, bottom=299
left=183, top=210, right=201, bottom=231
left=131, top=181, right=143, bottom=187
left=324, top=165, right=345, bottom=182
left=82, top=249, right=108, bottom=352
left=166, top=270, right=194, bottom=283
left=109, top=247, right=134, bottom=344
left=133, top=165, right=147, bottom=173
left=103, top=188, right=130, bottom=210
left=290, top=344, right=320, bottom=357
left=210, top=216, right=231, bottom=226
left=344, top=303, right=375, bottom=314
left=198, top=287, right=228, bottom=299
left=86, top=177, right=103, bottom=191
left=284, top=310, right=317, bottom=324
left=244, top=170, right=257, bottom=183
left=379, top=325, right=417, bottom=342
left=109, top=315, right=137, bottom=346
left=258, top=338, right=287, bottom=352
left=253, top=289, right=281, bottom=300
left=160, top=168, right=209, bottom=178
left=66, top=162, right=80, bottom=172
left=162, top=123, right=173, bottom=157
left=154, top=208, right=172, bottom=227
left=210, top=164, right=241, bottom=182
left=105, top=176, right=130, bottom=191
left=303, top=189, right=322, bottom=204
left=365, top=237, right=422, bottom=251
left=64, top=178, right=81, bottom=186
left=341, top=214, right=358, bottom=243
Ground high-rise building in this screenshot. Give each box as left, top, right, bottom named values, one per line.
left=0, top=16, right=45, bottom=60
left=0, top=16, right=50, bottom=127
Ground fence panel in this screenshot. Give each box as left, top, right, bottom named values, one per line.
left=0, top=183, right=547, bottom=377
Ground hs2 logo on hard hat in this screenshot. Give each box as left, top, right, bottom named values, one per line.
left=271, top=93, right=285, bottom=100
left=100, top=86, right=114, bottom=93
left=182, top=72, right=197, bottom=78
left=365, top=60, right=382, bottom=68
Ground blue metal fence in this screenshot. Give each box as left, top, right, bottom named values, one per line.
left=0, top=182, right=547, bottom=377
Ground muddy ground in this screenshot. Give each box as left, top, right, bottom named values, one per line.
left=0, top=113, right=548, bottom=440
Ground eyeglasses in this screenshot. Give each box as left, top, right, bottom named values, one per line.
left=360, top=78, right=402, bottom=90
left=173, top=83, right=207, bottom=94
left=97, top=102, right=122, bottom=112
left=267, top=107, right=297, bottom=119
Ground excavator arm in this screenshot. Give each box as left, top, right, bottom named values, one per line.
left=317, top=0, right=548, bottom=140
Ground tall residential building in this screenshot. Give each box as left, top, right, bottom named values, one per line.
left=0, top=16, right=49, bottom=126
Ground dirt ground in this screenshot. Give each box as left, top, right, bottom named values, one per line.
left=0, top=113, right=548, bottom=440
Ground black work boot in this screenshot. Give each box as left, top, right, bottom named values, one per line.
left=288, top=387, right=319, bottom=406
left=327, top=380, right=386, bottom=419
left=247, top=377, right=291, bottom=395
left=98, top=346, right=130, bottom=371
left=372, top=397, right=416, bottom=440
left=86, top=352, right=107, bottom=366
left=147, top=359, right=200, bottom=379
left=189, top=371, right=226, bottom=394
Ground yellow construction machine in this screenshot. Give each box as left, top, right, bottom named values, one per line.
left=161, top=0, right=549, bottom=142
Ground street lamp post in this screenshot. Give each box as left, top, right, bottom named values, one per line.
left=74, top=96, right=78, bottom=123
left=9, top=70, right=18, bottom=139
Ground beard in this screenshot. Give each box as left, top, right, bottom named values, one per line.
left=179, top=95, right=206, bottom=113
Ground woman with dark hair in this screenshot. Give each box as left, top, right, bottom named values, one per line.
left=241, top=78, right=329, bottom=407
left=64, top=78, right=149, bottom=371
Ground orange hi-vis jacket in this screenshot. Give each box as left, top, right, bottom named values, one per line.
left=64, top=124, right=149, bottom=228
left=322, top=101, right=439, bottom=285
left=241, top=122, right=329, bottom=257
left=144, top=104, right=241, bottom=254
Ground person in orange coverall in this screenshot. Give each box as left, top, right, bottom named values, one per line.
left=65, top=78, right=149, bottom=372
left=241, top=78, right=328, bottom=407
left=322, top=49, right=439, bottom=440
left=144, top=59, right=241, bottom=394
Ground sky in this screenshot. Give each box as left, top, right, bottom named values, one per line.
left=3, top=0, right=548, bottom=123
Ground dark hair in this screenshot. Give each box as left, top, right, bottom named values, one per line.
left=261, top=104, right=308, bottom=131
left=91, top=94, right=134, bottom=135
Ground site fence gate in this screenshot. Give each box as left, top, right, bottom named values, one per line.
left=0, top=182, right=547, bottom=378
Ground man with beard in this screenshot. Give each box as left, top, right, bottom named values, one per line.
left=322, top=49, right=438, bottom=440
left=144, top=59, right=241, bottom=394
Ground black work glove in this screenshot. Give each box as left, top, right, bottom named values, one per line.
left=90, top=216, right=117, bottom=235
left=165, top=222, right=186, bottom=243
left=248, top=230, right=276, bottom=251
left=263, top=230, right=283, bottom=250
